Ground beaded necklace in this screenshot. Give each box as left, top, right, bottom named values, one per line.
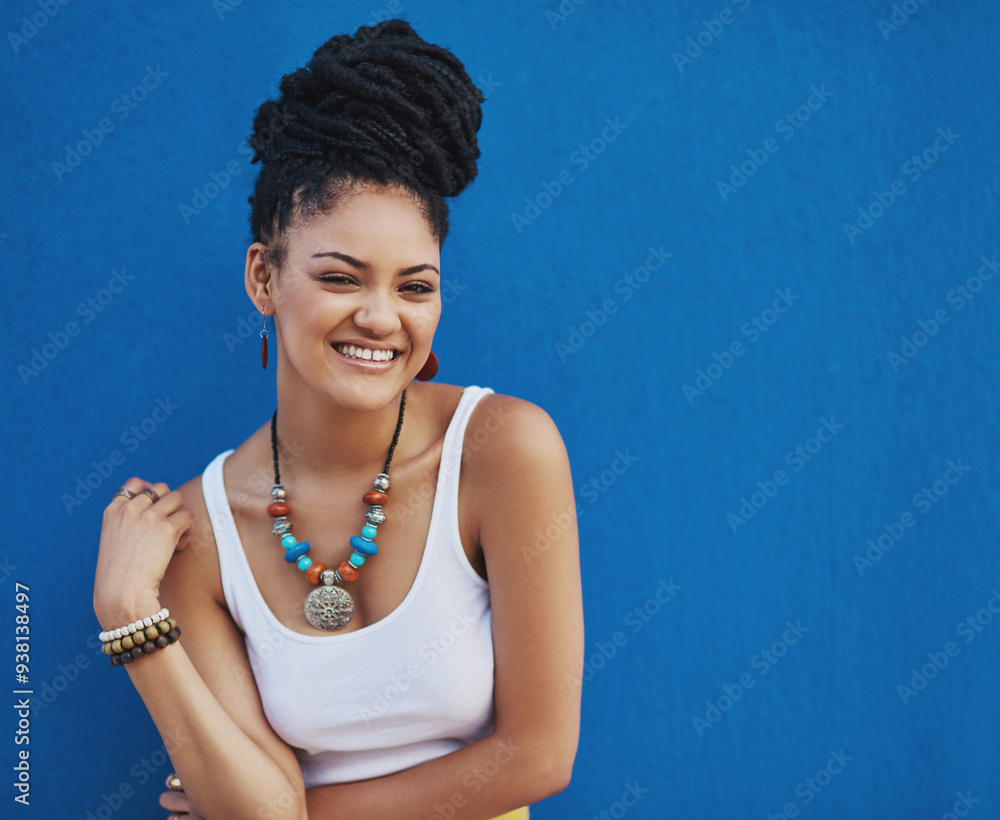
left=267, top=389, right=406, bottom=631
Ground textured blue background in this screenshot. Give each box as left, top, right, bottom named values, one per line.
left=2, top=0, right=998, bottom=817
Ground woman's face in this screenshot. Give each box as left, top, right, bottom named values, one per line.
left=261, top=184, right=442, bottom=411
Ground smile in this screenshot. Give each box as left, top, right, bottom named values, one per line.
left=332, top=343, right=400, bottom=363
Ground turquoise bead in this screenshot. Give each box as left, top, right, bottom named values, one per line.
left=297, top=556, right=312, bottom=571
left=349, top=552, right=365, bottom=567
left=350, top=535, right=378, bottom=556
left=284, top=541, right=310, bottom=563
left=361, top=524, right=377, bottom=540
left=282, top=534, right=297, bottom=549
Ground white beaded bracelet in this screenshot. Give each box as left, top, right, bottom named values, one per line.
left=99, top=608, right=169, bottom=643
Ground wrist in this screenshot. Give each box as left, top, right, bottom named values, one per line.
left=95, top=593, right=163, bottom=633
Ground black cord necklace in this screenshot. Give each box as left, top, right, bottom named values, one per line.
left=267, top=389, right=407, bottom=631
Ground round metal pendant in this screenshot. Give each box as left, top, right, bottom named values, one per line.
left=304, top=584, right=354, bottom=631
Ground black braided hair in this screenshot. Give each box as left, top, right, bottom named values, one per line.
left=246, top=18, right=485, bottom=272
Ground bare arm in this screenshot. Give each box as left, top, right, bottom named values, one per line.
left=94, top=477, right=308, bottom=820
left=304, top=395, right=585, bottom=819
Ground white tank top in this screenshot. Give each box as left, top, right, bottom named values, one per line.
left=200, top=386, right=496, bottom=787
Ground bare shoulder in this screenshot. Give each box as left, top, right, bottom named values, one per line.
left=160, top=471, right=227, bottom=610
left=462, top=392, right=574, bottom=535
left=465, top=391, right=570, bottom=472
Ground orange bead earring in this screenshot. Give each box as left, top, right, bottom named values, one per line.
left=414, top=350, right=438, bottom=381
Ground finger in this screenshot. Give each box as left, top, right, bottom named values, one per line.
left=158, top=790, right=192, bottom=812
left=133, top=481, right=172, bottom=506
left=107, top=477, right=152, bottom=507
left=175, top=529, right=193, bottom=552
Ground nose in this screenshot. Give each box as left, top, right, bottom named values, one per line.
left=353, top=286, right=401, bottom=336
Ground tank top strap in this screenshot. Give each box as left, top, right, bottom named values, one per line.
left=201, top=447, right=262, bottom=636
left=430, top=385, right=495, bottom=582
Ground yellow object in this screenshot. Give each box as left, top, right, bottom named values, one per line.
left=490, top=808, right=529, bottom=820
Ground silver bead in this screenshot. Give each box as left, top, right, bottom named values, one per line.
left=366, top=505, right=386, bottom=525
left=321, top=569, right=339, bottom=585
left=271, top=485, right=286, bottom=501
left=272, top=517, right=293, bottom=537
left=373, top=473, right=390, bottom=492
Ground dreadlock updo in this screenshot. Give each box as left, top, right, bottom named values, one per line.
left=247, top=18, right=485, bottom=271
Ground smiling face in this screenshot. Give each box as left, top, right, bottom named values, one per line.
left=246, top=183, right=442, bottom=411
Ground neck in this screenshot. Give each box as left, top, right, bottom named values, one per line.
left=271, top=373, right=408, bottom=485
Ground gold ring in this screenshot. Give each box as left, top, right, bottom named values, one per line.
left=112, top=488, right=136, bottom=500
left=166, top=773, right=184, bottom=792
left=139, top=488, right=160, bottom=503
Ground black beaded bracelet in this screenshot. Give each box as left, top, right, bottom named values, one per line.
left=108, top=620, right=181, bottom=666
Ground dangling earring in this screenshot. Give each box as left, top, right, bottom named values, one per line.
left=415, top=350, right=438, bottom=381
left=260, top=307, right=269, bottom=370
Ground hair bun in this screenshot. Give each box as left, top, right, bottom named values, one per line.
left=249, top=18, right=484, bottom=199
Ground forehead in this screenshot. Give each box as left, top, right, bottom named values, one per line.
left=288, top=186, right=439, bottom=264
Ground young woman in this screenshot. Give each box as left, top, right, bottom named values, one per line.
left=92, top=18, right=583, bottom=820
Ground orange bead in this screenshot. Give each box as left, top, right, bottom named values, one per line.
left=305, top=562, right=327, bottom=585
left=363, top=491, right=387, bottom=506
left=267, top=502, right=291, bottom=517
left=337, top=560, right=359, bottom=582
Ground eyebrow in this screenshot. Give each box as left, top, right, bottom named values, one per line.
left=311, top=250, right=439, bottom=277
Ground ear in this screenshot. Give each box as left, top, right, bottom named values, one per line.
left=244, top=242, right=273, bottom=312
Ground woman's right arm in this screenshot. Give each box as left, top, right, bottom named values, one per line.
left=93, top=477, right=308, bottom=820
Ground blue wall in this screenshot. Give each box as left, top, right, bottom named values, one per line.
left=3, top=0, right=998, bottom=817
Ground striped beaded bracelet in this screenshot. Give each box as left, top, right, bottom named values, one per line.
left=99, top=607, right=170, bottom=643
left=105, top=618, right=181, bottom=666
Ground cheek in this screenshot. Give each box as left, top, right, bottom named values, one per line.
left=413, top=305, right=441, bottom=336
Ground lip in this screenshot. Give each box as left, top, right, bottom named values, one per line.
left=331, top=342, right=402, bottom=371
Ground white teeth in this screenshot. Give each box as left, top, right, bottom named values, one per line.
left=335, top=344, right=395, bottom=362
